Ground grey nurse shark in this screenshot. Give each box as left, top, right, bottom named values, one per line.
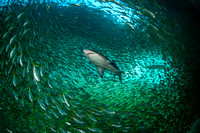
left=83, top=49, right=124, bottom=81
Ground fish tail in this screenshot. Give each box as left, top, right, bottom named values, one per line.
left=116, top=71, right=124, bottom=82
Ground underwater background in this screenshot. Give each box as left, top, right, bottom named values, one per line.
left=0, top=0, right=200, bottom=132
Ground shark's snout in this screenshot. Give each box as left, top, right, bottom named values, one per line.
left=83, top=49, right=94, bottom=58
left=83, top=49, right=91, bottom=54
left=83, top=49, right=87, bottom=54
left=83, top=49, right=89, bottom=57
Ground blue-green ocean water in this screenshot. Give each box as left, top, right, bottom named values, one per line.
left=0, top=0, right=200, bottom=132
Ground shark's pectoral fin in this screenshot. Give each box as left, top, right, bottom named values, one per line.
left=98, top=67, right=105, bottom=78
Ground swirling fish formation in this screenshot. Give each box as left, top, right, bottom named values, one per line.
left=0, top=0, right=194, bottom=132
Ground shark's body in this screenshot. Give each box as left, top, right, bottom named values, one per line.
left=83, top=49, right=124, bottom=81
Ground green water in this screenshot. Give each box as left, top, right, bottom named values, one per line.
left=0, top=0, right=198, bottom=132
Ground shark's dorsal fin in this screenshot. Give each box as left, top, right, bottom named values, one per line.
left=98, top=67, right=105, bottom=78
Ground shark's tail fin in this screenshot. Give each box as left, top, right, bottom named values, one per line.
left=115, top=71, right=124, bottom=82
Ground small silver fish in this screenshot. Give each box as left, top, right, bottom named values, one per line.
left=9, top=35, right=17, bottom=45
left=17, top=12, right=25, bottom=20
left=33, top=63, right=40, bottom=82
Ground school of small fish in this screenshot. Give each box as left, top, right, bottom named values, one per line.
left=0, top=0, right=194, bottom=132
